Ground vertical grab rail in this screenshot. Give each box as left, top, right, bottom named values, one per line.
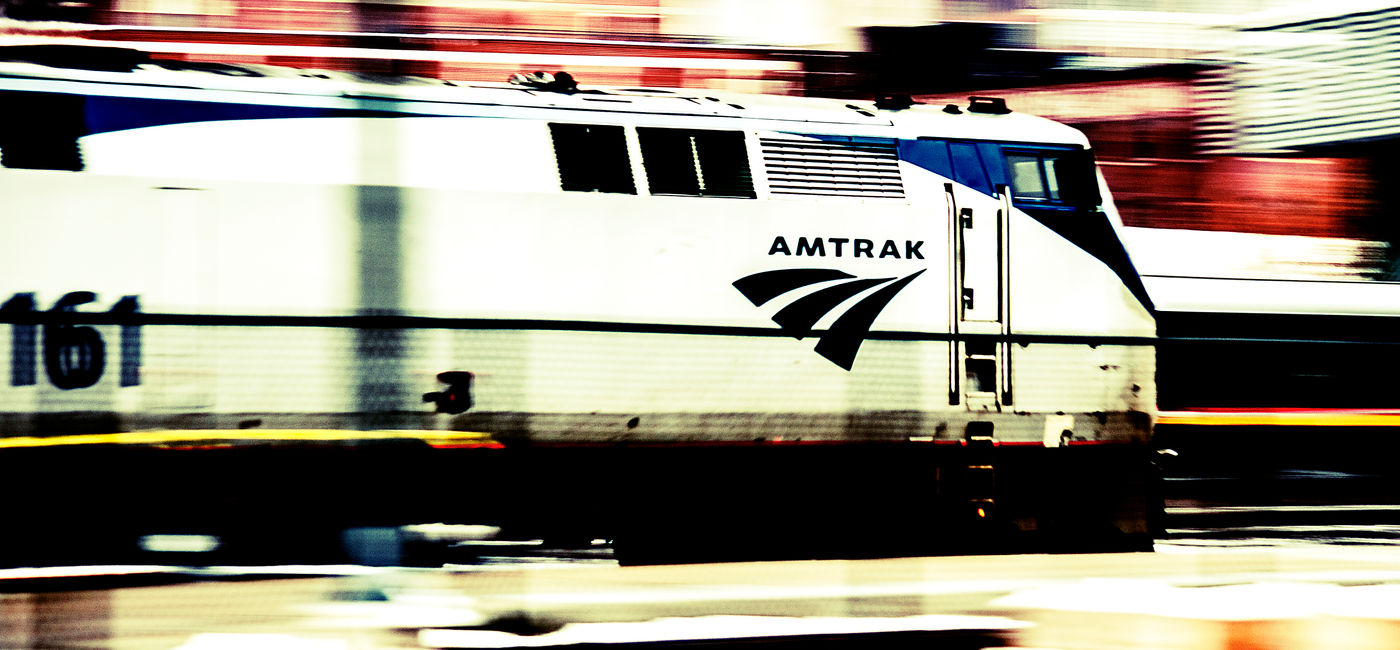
left=997, top=184, right=1013, bottom=406
left=946, top=183, right=960, bottom=406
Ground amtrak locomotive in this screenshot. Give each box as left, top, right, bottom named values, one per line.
left=0, top=45, right=1157, bottom=563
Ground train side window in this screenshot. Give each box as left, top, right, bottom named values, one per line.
left=949, top=143, right=992, bottom=195
left=1007, top=154, right=1052, bottom=200
left=549, top=123, right=636, bottom=194
left=637, top=128, right=755, bottom=198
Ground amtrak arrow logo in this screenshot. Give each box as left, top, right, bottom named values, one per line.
left=733, top=268, right=925, bottom=370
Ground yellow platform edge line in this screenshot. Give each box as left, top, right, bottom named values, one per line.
left=1158, top=412, right=1400, bottom=427
left=0, top=429, right=500, bottom=449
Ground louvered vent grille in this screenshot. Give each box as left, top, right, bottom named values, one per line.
left=760, top=137, right=904, bottom=199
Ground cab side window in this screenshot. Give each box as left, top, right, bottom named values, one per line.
left=1005, top=148, right=1099, bottom=208
left=1007, top=154, right=1056, bottom=200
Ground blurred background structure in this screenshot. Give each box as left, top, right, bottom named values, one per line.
left=3, top=0, right=1395, bottom=278
left=6, top=7, right=1400, bottom=648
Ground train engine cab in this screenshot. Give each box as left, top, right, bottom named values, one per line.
left=0, top=50, right=1158, bottom=563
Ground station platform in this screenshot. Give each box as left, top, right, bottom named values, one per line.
left=5, top=546, right=1400, bottom=649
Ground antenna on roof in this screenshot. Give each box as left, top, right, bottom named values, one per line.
left=967, top=96, right=1011, bottom=115
left=509, top=71, right=579, bottom=94
left=874, top=94, right=917, bottom=110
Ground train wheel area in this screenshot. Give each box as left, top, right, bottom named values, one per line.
left=0, top=434, right=1159, bottom=568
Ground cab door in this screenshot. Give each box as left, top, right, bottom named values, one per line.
left=945, top=142, right=1012, bottom=410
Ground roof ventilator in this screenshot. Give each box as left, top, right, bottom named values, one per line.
left=0, top=44, right=150, bottom=73
left=966, top=96, right=1011, bottom=115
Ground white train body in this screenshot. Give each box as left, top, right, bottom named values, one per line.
left=0, top=50, right=1154, bottom=448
